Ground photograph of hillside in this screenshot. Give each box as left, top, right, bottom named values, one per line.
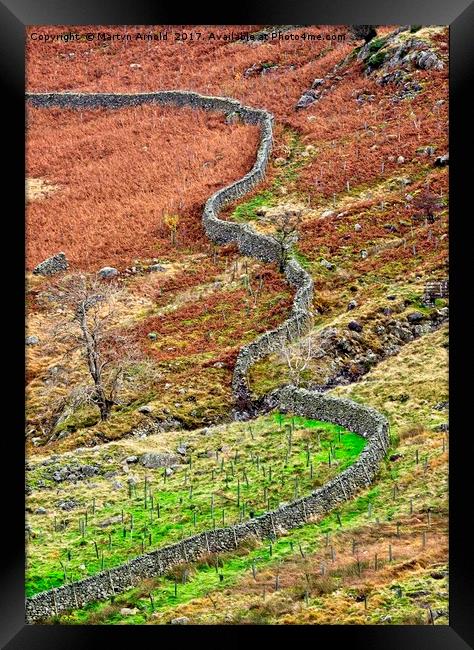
left=25, top=24, right=448, bottom=625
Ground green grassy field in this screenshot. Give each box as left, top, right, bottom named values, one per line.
left=26, top=414, right=365, bottom=597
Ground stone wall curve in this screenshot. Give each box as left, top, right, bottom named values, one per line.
left=25, top=91, right=389, bottom=623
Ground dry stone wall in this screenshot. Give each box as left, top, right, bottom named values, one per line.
left=25, top=387, right=388, bottom=623
left=26, top=91, right=388, bottom=623
left=26, top=90, right=314, bottom=408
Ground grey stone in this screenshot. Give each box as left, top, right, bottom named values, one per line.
left=98, top=515, right=122, bottom=528
left=434, top=154, right=449, bottom=167
left=295, top=90, right=320, bottom=109
left=147, top=332, right=158, bottom=340
left=320, top=259, right=335, bottom=270
left=171, top=616, right=190, bottom=625
left=407, top=311, right=424, bottom=323
left=34, top=507, right=47, bottom=515
left=348, top=321, right=363, bottom=333
left=57, top=500, right=79, bottom=511
left=354, top=223, right=362, bottom=232
left=148, top=264, right=166, bottom=272
left=33, top=252, right=68, bottom=276
left=360, top=250, right=368, bottom=259
left=125, top=456, right=138, bottom=464
left=347, top=300, right=358, bottom=311
left=120, top=607, right=139, bottom=616
left=98, top=266, right=118, bottom=279
left=415, top=50, right=444, bottom=70
left=140, top=452, right=181, bottom=469
left=138, top=405, right=153, bottom=414
left=26, top=335, right=40, bottom=346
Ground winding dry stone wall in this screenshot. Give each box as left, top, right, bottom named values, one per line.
left=25, top=387, right=388, bottom=623
left=26, top=90, right=314, bottom=410
left=25, top=91, right=388, bottom=623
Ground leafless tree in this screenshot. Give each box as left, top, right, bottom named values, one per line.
left=261, top=206, right=302, bottom=273
left=280, top=315, right=315, bottom=387
left=411, top=189, right=444, bottom=224
left=45, top=274, right=140, bottom=422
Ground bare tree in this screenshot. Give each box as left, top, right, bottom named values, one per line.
left=411, top=189, right=444, bottom=224
left=280, top=316, right=315, bottom=387
left=261, top=206, right=302, bottom=273
left=46, top=274, right=139, bottom=422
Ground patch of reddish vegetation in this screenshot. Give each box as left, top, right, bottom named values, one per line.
left=300, top=168, right=448, bottom=257
left=26, top=104, right=260, bottom=270
left=26, top=25, right=352, bottom=118
left=290, top=64, right=448, bottom=200
left=132, top=268, right=292, bottom=365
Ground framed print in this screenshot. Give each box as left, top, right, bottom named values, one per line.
left=1, top=1, right=472, bottom=647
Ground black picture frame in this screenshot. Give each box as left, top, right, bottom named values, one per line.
left=1, top=1, right=472, bottom=647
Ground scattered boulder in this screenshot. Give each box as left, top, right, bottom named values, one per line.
left=98, top=267, right=118, bottom=279
left=360, top=250, right=368, bottom=259
left=26, top=335, right=40, bottom=346
left=414, top=49, right=444, bottom=70
left=120, top=607, right=139, bottom=616
left=354, top=223, right=362, bottom=232
left=57, top=499, right=79, bottom=511
left=176, top=444, right=188, bottom=456
left=98, top=515, right=122, bottom=528
left=138, top=405, right=153, bottom=414
left=148, top=264, right=166, bottom=272
left=170, top=616, right=190, bottom=625
left=148, top=332, right=158, bottom=340
left=320, top=259, right=335, bottom=270
left=33, top=252, right=68, bottom=276
left=348, top=320, right=363, bottom=333
left=124, top=456, right=138, bottom=464
left=434, top=153, right=449, bottom=167
left=140, top=452, right=181, bottom=469
left=397, top=155, right=405, bottom=164
left=52, top=464, right=99, bottom=483
left=407, top=311, right=424, bottom=323
left=35, top=507, right=47, bottom=515
left=295, top=89, right=321, bottom=110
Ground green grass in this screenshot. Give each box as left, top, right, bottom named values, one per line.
left=231, top=190, right=277, bottom=222
left=50, top=418, right=447, bottom=624
left=26, top=414, right=365, bottom=597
